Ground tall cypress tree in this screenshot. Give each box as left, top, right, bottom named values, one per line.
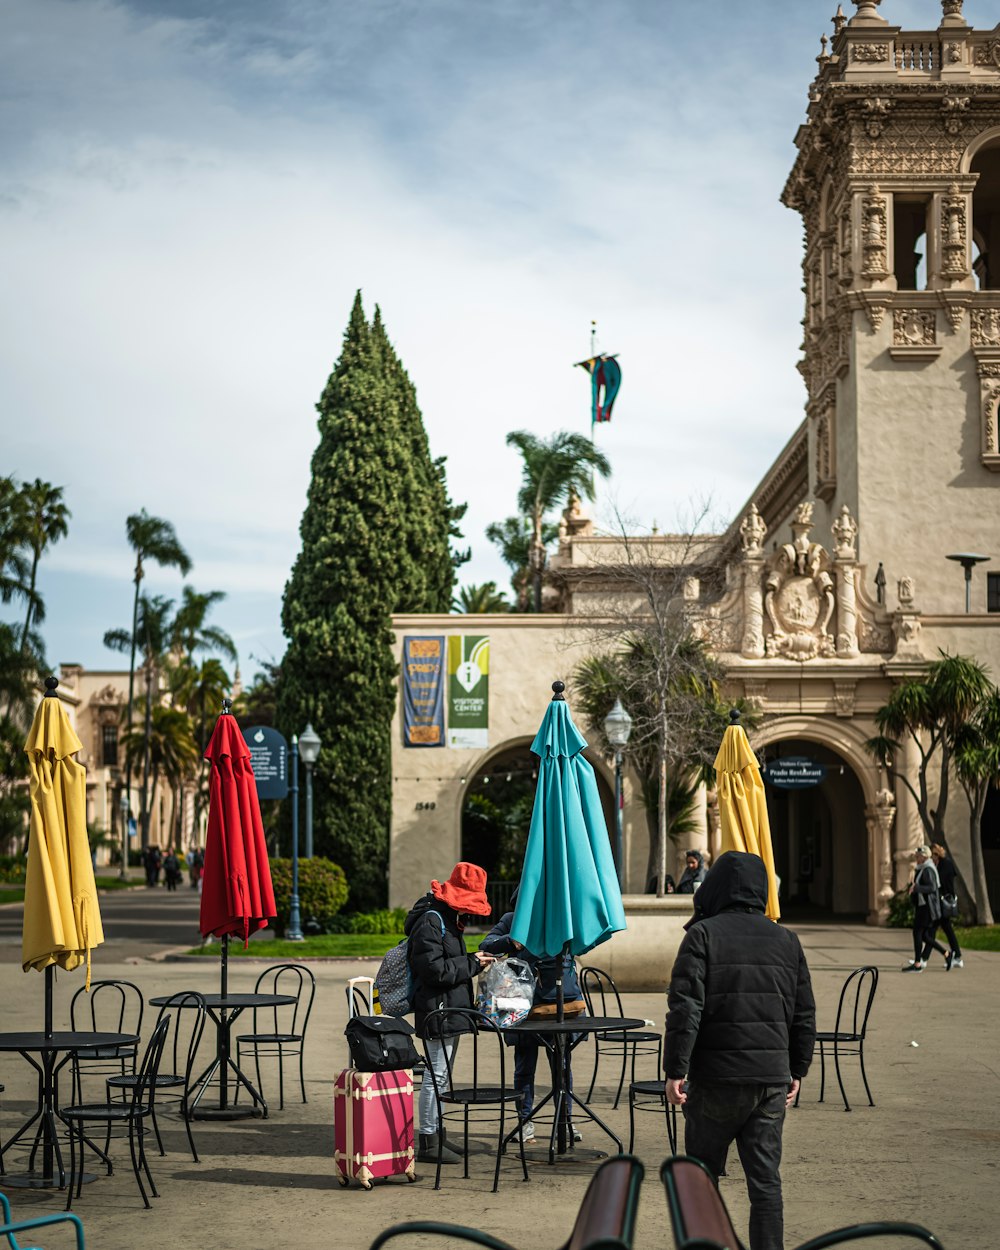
left=278, top=294, right=463, bottom=908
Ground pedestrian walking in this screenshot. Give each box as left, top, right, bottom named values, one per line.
left=902, top=845, right=946, bottom=972
left=664, top=851, right=816, bottom=1250
left=143, top=844, right=161, bottom=888
left=675, top=849, right=708, bottom=894
left=480, top=885, right=585, bottom=1144
left=405, top=862, right=495, bottom=1165
left=163, top=847, right=182, bottom=892
left=930, top=843, right=964, bottom=970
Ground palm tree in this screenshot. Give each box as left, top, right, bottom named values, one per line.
left=233, top=660, right=280, bottom=729
left=17, top=480, right=70, bottom=653
left=505, top=431, right=611, bottom=612
left=170, top=586, right=237, bottom=668
left=485, top=515, right=559, bottom=611
left=952, top=686, right=1000, bottom=925
left=122, top=707, right=198, bottom=846
left=453, top=582, right=509, bottom=613
left=171, top=655, right=232, bottom=837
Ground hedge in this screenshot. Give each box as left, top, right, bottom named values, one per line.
left=268, top=856, right=348, bottom=936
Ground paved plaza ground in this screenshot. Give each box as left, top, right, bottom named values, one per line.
left=0, top=899, right=996, bottom=1250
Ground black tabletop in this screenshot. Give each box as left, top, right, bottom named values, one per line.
left=149, top=993, right=295, bottom=1009
left=508, top=1016, right=646, bottom=1036
left=0, top=1031, right=139, bottom=1053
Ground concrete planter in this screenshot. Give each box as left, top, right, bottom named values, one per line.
left=589, top=895, right=695, bottom=992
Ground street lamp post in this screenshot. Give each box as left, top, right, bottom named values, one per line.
left=119, top=790, right=130, bottom=882
left=298, top=723, right=322, bottom=860
left=946, top=553, right=990, bottom=614
left=287, top=733, right=304, bottom=942
left=603, top=698, right=633, bottom=886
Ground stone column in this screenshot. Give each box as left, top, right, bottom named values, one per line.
left=865, top=788, right=896, bottom=923
left=741, top=560, right=766, bottom=658
left=689, top=782, right=709, bottom=857
left=832, top=504, right=860, bottom=657
left=893, top=734, right=921, bottom=890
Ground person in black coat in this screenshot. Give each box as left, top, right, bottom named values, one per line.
left=930, top=844, right=964, bottom=969
left=675, top=849, right=708, bottom=894
left=664, top=851, right=816, bottom=1250
left=404, top=862, right=494, bottom=1164
left=902, top=846, right=945, bottom=972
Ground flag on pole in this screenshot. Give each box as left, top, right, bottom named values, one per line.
left=575, top=354, right=622, bottom=424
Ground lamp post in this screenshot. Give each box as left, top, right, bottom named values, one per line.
left=287, top=733, right=304, bottom=942
left=603, top=697, right=633, bottom=886
left=298, top=722, right=321, bottom=860
left=946, top=552, right=990, bottom=614
left=119, top=789, right=130, bottom=882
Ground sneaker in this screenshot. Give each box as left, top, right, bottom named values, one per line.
left=571, top=1125, right=583, bottom=1143
left=945, top=950, right=954, bottom=972
left=519, top=1120, right=536, bottom=1142
left=953, top=955, right=964, bottom=968
left=901, top=961, right=924, bottom=972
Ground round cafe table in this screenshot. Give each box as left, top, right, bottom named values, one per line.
left=0, top=1031, right=139, bottom=1189
left=149, top=993, right=295, bottom=1120
left=505, top=1017, right=646, bottom=1164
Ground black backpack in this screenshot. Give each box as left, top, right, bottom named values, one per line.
left=344, top=1015, right=421, bottom=1073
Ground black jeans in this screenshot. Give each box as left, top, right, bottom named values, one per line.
left=926, top=914, right=961, bottom=958
left=684, top=1081, right=787, bottom=1250
left=913, top=906, right=945, bottom=962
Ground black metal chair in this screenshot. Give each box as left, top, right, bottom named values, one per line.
left=69, top=979, right=144, bottom=1103
left=235, top=963, right=316, bottom=1110
left=106, top=991, right=207, bottom=1162
left=580, top=966, right=662, bottom=1109
left=627, top=1077, right=677, bottom=1154
left=421, top=1008, right=529, bottom=1193
left=64, top=1017, right=170, bottom=1211
left=795, top=965, right=878, bottom=1112
left=0, top=1080, right=5, bottom=1177
left=661, top=1154, right=943, bottom=1249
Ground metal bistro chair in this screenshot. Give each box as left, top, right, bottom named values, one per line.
left=627, top=1076, right=677, bottom=1154
left=106, top=991, right=207, bottom=1163
left=0, top=1080, right=5, bottom=1176
left=796, top=965, right=878, bottom=1112
left=64, top=1017, right=171, bottom=1211
left=1, top=1193, right=85, bottom=1250
left=421, top=1008, right=529, bottom=1194
left=69, top=979, right=144, bottom=1104
left=580, top=966, right=662, bottom=1109
left=235, top=963, right=316, bottom=1110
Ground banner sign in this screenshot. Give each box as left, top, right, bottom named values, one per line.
left=242, top=725, right=289, bottom=800
left=402, top=635, right=446, bottom=747
left=447, top=635, right=489, bottom=749
left=763, top=757, right=827, bottom=790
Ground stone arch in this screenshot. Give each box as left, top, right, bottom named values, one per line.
left=960, top=125, right=1000, bottom=173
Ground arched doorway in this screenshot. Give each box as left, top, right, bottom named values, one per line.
left=460, top=739, right=615, bottom=916
left=760, top=739, right=868, bottom=921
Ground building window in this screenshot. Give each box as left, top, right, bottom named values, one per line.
left=971, top=142, right=1000, bottom=290
left=988, top=572, right=1000, bottom=614
left=893, top=200, right=928, bottom=290
left=102, top=724, right=118, bottom=767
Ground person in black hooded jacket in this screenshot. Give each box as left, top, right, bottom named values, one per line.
left=404, top=862, right=495, bottom=1164
left=664, top=851, right=816, bottom=1250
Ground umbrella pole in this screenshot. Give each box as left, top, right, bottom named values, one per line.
left=44, top=965, right=53, bottom=1038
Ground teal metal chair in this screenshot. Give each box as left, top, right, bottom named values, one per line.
left=1, top=1194, right=85, bottom=1250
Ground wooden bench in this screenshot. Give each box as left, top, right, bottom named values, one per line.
left=368, top=1154, right=644, bottom=1250
left=660, top=1156, right=945, bottom=1250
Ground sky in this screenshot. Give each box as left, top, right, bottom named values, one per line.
left=1, top=0, right=960, bottom=680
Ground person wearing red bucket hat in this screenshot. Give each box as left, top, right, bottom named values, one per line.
left=405, top=862, right=494, bottom=1164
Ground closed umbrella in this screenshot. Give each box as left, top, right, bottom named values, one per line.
left=199, top=703, right=276, bottom=950
left=713, top=709, right=780, bottom=921
left=22, top=677, right=105, bottom=989
left=510, top=681, right=626, bottom=995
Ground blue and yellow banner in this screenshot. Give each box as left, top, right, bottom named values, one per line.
left=402, top=636, right=445, bottom=748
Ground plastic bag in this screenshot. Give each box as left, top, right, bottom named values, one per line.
left=476, top=957, right=535, bottom=1028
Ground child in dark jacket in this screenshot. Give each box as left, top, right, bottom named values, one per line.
left=479, top=887, right=584, bottom=1143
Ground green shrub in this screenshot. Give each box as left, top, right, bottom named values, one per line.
left=0, top=855, right=27, bottom=884
left=887, top=888, right=914, bottom=929
left=327, top=907, right=408, bottom=934
left=268, top=856, right=348, bottom=936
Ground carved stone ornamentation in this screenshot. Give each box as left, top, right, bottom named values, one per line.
left=943, top=300, right=966, bottom=333
left=898, top=575, right=916, bottom=607
left=893, top=309, right=936, bottom=346
left=941, top=97, right=969, bottom=138
left=852, top=43, right=890, bottom=63
left=973, top=39, right=1000, bottom=67
left=739, top=503, right=767, bottom=557
left=831, top=504, right=859, bottom=559
left=976, top=361, right=1000, bottom=469
left=893, top=611, right=924, bottom=659
left=763, top=503, right=837, bottom=661
left=861, top=186, right=889, bottom=279
left=939, top=184, right=968, bottom=277
left=833, top=679, right=857, bottom=717
left=815, top=411, right=836, bottom=500
left=970, top=309, right=1000, bottom=347
left=941, top=0, right=963, bottom=19
left=863, top=299, right=889, bottom=332
left=742, top=678, right=769, bottom=707
left=683, top=577, right=700, bottom=602
left=862, top=97, right=892, bottom=138
left=866, top=789, right=896, bottom=919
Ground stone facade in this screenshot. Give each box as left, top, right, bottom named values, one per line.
left=388, top=1, right=1000, bottom=924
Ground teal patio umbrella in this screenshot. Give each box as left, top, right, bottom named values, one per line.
left=510, top=681, right=626, bottom=1017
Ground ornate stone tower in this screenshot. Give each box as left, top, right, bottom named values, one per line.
left=783, top=0, right=1000, bottom=612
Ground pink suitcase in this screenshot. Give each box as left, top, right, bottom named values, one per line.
left=334, top=1068, right=416, bottom=1189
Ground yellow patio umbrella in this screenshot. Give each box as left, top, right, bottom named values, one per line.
left=22, top=678, right=105, bottom=988
left=713, top=709, right=780, bottom=921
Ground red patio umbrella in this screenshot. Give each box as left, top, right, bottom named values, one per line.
left=199, top=704, right=276, bottom=948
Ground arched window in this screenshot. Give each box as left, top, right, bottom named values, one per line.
left=893, top=199, right=928, bottom=290
left=971, top=141, right=1000, bottom=290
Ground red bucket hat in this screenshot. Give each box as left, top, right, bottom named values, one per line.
left=431, top=863, right=492, bottom=916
